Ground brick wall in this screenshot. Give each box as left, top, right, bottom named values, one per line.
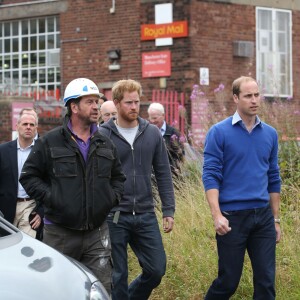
left=1, top=0, right=299, bottom=140
left=0, top=100, right=13, bottom=143
left=60, top=0, right=142, bottom=93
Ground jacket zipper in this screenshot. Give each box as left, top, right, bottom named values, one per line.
left=75, top=136, right=96, bottom=230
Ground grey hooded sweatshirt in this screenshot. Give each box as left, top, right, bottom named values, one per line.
left=99, top=117, right=175, bottom=218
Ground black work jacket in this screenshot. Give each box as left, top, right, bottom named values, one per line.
left=20, top=116, right=125, bottom=230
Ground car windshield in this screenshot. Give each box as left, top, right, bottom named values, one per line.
left=0, top=227, right=10, bottom=237
left=0, top=214, right=21, bottom=248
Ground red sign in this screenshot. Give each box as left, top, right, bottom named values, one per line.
left=142, top=51, right=171, bottom=78
left=141, top=21, right=188, bottom=41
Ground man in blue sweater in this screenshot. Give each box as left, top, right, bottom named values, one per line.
left=202, top=76, right=281, bottom=300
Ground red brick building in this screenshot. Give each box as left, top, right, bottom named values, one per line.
left=1, top=0, right=299, bottom=144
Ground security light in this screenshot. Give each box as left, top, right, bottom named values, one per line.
left=107, top=49, right=121, bottom=60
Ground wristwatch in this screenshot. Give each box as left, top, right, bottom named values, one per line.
left=274, top=218, right=280, bottom=224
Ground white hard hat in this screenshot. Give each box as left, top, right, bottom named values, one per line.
left=63, top=78, right=103, bottom=106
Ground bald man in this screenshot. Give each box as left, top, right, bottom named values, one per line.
left=148, top=102, right=184, bottom=175
left=99, top=100, right=118, bottom=123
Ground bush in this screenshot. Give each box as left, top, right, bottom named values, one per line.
left=279, top=141, right=300, bottom=187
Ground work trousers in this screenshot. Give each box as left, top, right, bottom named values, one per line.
left=43, top=221, right=112, bottom=295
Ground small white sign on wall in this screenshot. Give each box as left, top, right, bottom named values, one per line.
left=200, top=67, right=209, bottom=85
left=155, top=3, right=173, bottom=47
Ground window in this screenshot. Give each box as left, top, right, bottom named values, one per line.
left=256, top=8, right=292, bottom=98
left=0, top=16, right=60, bottom=101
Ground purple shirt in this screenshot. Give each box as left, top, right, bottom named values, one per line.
left=67, top=120, right=98, bottom=162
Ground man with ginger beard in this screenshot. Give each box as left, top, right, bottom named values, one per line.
left=99, top=79, right=175, bottom=300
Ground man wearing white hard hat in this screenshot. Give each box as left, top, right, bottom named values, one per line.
left=20, top=78, right=126, bottom=295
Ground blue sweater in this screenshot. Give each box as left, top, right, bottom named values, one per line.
left=202, top=116, right=281, bottom=211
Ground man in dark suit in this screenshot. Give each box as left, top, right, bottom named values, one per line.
left=0, top=108, right=43, bottom=239
left=148, top=102, right=185, bottom=175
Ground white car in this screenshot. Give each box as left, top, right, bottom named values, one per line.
left=0, top=212, right=109, bottom=300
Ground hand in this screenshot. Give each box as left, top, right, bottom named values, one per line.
left=275, top=223, right=281, bottom=243
left=163, top=217, right=174, bottom=233
left=213, top=215, right=231, bottom=235
left=29, top=212, right=42, bottom=230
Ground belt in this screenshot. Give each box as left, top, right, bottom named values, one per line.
left=17, top=197, right=32, bottom=202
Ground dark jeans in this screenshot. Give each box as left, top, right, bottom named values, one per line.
left=107, top=212, right=166, bottom=300
left=205, top=205, right=276, bottom=300
left=43, top=221, right=112, bottom=294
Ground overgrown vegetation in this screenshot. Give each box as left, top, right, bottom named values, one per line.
left=129, top=160, right=300, bottom=299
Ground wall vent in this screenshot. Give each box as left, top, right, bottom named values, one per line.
left=233, top=41, right=254, bottom=58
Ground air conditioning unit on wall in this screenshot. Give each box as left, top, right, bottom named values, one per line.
left=233, top=41, right=254, bottom=58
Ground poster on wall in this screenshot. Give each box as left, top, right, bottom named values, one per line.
left=200, top=67, right=209, bottom=85
left=142, top=51, right=171, bottom=78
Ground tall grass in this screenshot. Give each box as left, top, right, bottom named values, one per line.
left=127, top=161, right=300, bottom=299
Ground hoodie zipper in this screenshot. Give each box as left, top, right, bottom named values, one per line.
left=131, top=144, right=136, bottom=215
left=110, top=125, right=144, bottom=215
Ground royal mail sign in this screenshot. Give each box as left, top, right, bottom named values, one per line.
left=141, top=21, right=188, bottom=41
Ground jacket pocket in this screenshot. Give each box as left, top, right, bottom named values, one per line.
left=96, top=148, right=114, bottom=178
left=50, top=147, right=77, bottom=177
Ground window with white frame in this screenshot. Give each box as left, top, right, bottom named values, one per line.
left=256, top=7, right=292, bottom=98
left=0, top=16, right=60, bottom=100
